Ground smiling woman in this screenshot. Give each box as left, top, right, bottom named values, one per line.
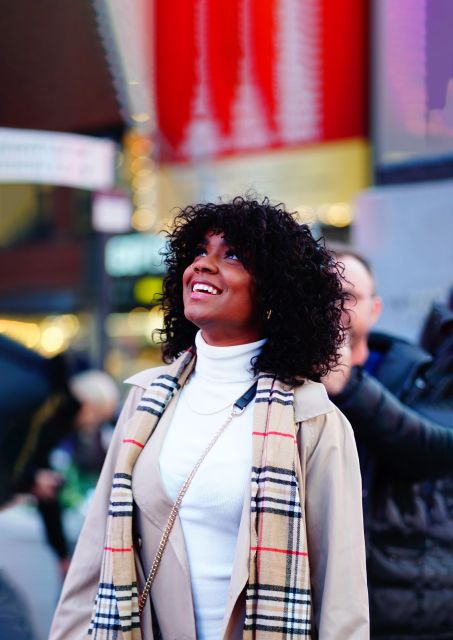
left=182, top=233, right=261, bottom=346
left=159, top=197, right=348, bottom=384
left=50, top=196, right=369, bottom=640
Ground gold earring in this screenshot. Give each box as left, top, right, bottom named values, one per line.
left=266, top=309, right=272, bottom=321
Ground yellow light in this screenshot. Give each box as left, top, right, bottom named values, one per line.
left=0, top=319, right=41, bottom=349
left=132, top=174, right=157, bottom=192
left=146, top=308, right=164, bottom=343
left=105, top=309, right=163, bottom=344
left=23, top=324, right=40, bottom=348
left=295, top=205, right=317, bottom=226
left=135, top=168, right=154, bottom=179
left=130, top=138, right=153, bottom=157
left=131, top=208, right=156, bottom=232
left=133, top=277, right=163, bottom=306
left=104, top=348, right=125, bottom=380
left=40, top=326, right=66, bottom=354
left=317, top=204, right=331, bottom=226
left=130, top=158, right=154, bottom=174
left=127, top=308, right=149, bottom=333
left=133, top=192, right=147, bottom=207
left=57, top=314, right=80, bottom=338
left=325, top=203, right=353, bottom=228
left=132, top=171, right=156, bottom=191
left=131, top=113, right=151, bottom=123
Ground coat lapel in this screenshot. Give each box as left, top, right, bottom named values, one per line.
left=133, top=391, right=197, bottom=639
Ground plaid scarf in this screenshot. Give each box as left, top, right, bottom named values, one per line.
left=89, top=351, right=311, bottom=639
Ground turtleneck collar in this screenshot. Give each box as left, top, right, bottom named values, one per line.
left=194, top=331, right=266, bottom=384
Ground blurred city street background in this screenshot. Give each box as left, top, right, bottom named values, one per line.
left=1, top=1, right=452, bottom=638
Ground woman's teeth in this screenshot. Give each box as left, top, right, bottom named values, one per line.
left=192, top=283, right=220, bottom=295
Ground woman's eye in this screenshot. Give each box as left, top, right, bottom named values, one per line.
left=194, top=247, right=207, bottom=258
left=225, top=251, right=240, bottom=261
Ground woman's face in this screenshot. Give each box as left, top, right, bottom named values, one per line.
left=182, top=232, right=262, bottom=346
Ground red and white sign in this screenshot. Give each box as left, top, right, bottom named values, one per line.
left=152, top=0, right=367, bottom=161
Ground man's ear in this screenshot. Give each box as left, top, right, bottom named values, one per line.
left=371, top=295, right=383, bottom=325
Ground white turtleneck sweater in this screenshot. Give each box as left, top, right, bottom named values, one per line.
left=159, top=331, right=265, bottom=640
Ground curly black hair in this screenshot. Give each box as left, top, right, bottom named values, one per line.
left=157, top=196, right=347, bottom=385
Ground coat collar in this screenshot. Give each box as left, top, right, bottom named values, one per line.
left=125, top=365, right=333, bottom=423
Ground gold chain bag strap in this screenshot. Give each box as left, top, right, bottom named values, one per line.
left=138, top=380, right=258, bottom=614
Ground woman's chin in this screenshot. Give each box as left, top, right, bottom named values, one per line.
left=184, top=308, right=209, bottom=329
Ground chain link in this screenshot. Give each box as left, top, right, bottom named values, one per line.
left=138, top=405, right=239, bottom=613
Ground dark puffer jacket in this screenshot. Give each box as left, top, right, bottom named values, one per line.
left=332, top=332, right=453, bottom=640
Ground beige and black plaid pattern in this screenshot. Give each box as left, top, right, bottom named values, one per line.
left=89, top=351, right=195, bottom=639
left=90, top=358, right=311, bottom=639
left=244, top=375, right=311, bottom=638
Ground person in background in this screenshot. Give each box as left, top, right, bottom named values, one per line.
left=0, top=339, right=119, bottom=577
left=50, top=196, right=369, bottom=640
left=417, top=298, right=453, bottom=425
left=324, top=251, right=453, bottom=640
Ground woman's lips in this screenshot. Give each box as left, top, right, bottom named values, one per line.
left=190, top=289, right=222, bottom=301
left=190, top=290, right=215, bottom=300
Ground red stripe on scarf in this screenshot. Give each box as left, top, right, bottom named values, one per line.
left=252, top=546, right=308, bottom=556
left=104, top=546, right=133, bottom=552
left=252, top=431, right=296, bottom=441
left=122, top=439, right=145, bottom=448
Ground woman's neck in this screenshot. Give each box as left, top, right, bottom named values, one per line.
left=194, top=331, right=266, bottom=384
left=199, top=325, right=263, bottom=347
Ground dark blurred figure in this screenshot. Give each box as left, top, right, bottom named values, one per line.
left=324, top=253, right=453, bottom=640
left=0, top=335, right=67, bottom=506
left=417, top=300, right=453, bottom=424
left=0, top=570, right=36, bottom=640
left=0, top=336, right=119, bottom=576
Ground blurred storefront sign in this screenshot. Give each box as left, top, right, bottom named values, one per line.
left=105, top=233, right=166, bottom=311
left=104, top=233, right=166, bottom=277
left=0, top=128, right=116, bottom=190
left=108, top=276, right=163, bottom=311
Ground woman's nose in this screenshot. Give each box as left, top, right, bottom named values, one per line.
left=194, top=254, right=218, bottom=272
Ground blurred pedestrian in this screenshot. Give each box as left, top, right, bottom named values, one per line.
left=50, top=196, right=369, bottom=639
left=0, top=335, right=66, bottom=507
left=324, top=251, right=453, bottom=639
left=0, top=337, right=119, bottom=576
left=417, top=299, right=453, bottom=424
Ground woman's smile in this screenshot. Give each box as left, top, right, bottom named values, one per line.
left=190, top=279, right=223, bottom=299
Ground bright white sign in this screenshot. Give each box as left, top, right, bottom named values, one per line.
left=92, top=193, right=132, bottom=233
left=0, top=127, right=116, bottom=190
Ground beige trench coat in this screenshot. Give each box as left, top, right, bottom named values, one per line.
left=49, top=364, right=369, bottom=640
